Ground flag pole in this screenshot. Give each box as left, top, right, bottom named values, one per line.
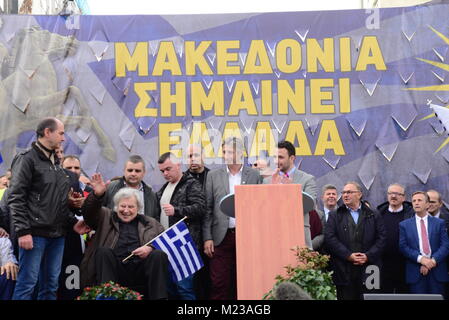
left=122, top=216, right=188, bottom=262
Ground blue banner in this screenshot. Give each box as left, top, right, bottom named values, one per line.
left=0, top=4, right=449, bottom=206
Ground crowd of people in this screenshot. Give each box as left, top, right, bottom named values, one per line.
left=0, top=117, right=449, bottom=300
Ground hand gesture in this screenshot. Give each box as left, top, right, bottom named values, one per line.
left=18, top=234, right=33, bottom=250
left=204, top=240, right=214, bottom=258
left=68, top=189, right=85, bottom=209
left=162, top=204, right=175, bottom=216
left=0, top=227, right=9, bottom=238
left=420, top=265, right=429, bottom=276
left=73, top=220, right=91, bottom=235
left=0, top=262, right=18, bottom=280
left=90, top=173, right=108, bottom=197
left=271, top=168, right=282, bottom=184
left=132, top=245, right=153, bottom=259
left=270, top=168, right=292, bottom=184
left=421, top=257, right=436, bottom=270
left=348, top=252, right=367, bottom=265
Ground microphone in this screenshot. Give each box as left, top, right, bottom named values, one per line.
left=273, top=282, right=313, bottom=300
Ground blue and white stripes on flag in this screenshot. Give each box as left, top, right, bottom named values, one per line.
left=151, top=221, right=203, bottom=282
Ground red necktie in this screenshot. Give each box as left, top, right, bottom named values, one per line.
left=420, top=218, right=431, bottom=256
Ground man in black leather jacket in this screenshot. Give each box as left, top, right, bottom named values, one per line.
left=156, top=152, right=206, bottom=300
left=8, top=117, right=88, bottom=300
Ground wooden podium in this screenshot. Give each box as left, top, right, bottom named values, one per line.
left=234, top=184, right=305, bottom=300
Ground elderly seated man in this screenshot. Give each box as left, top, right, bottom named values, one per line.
left=80, top=173, right=169, bottom=300
left=0, top=237, right=18, bottom=300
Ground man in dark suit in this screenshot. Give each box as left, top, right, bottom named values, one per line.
left=324, top=181, right=386, bottom=300
left=427, top=190, right=449, bottom=228
left=203, top=137, right=262, bottom=300
left=427, top=189, right=449, bottom=298
left=377, top=183, right=413, bottom=294
left=315, top=184, right=338, bottom=253
left=399, top=191, right=449, bottom=296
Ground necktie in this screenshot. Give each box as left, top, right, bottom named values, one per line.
left=420, top=218, right=431, bottom=256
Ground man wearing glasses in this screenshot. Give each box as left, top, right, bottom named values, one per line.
left=324, top=181, right=386, bottom=300
left=376, top=183, right=414, bottom=294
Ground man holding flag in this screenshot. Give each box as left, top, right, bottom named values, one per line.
left=80, top=173, right=169, bottom=300
left=156, top=152, right=206, bottom=300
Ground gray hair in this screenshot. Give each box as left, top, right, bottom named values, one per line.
left=113, top=188, right=143, bottom=213
left=321, top=184, right=337, bottom=195
left=388, top=183, right=406, bottom=193
left=222, top=137, right=244, bottom=153
left=345, top=181, right=362, bottom=193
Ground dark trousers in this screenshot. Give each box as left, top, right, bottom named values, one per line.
left=380, top=258, right=408, bottom=294
left=194, top=251, right=211, bottom=300
left=95, top=247, right=168, bottom=300
left=209, top=229, right=236, bottom=300
left=0, top=273, right=15, bottom=300
left=58, top=231, right=84, bottom=300
left=336, top=265, right=365, bottom=300
left=409, top=271, right=446, bottom=297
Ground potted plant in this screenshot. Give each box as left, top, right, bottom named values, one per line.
left=77, top=281, right=143, bottom=300
left=264, top=247, right=337, bottom=300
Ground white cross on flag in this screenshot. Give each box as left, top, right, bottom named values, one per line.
left=151, top=220, right=203, bottom=282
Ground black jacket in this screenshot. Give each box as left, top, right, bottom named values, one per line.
left=376, top=201, right=414, bottom=219
left=156, top=173, right=206, bottom=248
left=103, top=177, right=160, bottom=219
left=8, top=142, right=76, bottom=238
left=184, top=167, right=210, bottom=192
left=324, top=202, right=386, bottom=286
left=376, top=200, right=414, bottom=258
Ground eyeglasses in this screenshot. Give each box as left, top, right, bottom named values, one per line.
left=387, top=192, right=405, bottom=196
left=342, top=190, right=360, bottom=195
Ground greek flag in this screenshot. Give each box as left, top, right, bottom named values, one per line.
left=151, top=221, right=203, bottom=282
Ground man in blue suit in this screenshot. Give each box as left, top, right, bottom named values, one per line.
left=399, top=191, right=449, bottom=296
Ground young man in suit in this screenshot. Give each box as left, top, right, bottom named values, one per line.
left=202, top=137, right=262, bottom=300
left=263, top=140, right=317, bottom=249
left=399, top=191, right=449, bottom=296
left=314, top=184, right=339, bottom=253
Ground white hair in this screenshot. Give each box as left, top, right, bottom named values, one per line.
left=113, top=188, right=143, bottom=213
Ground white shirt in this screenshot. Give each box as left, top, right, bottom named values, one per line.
left=388, top=205, right=403, bottom=213
left=433, top=211, right=441, bottom=219
left=415, top=213, right=432, bottom=263
left=75, top=215, right=86, bottom=254
left=324, top=207, right=332, bottom=222
left=226, top=165, right=243, bottom=229
left=159, top=180, right=180, bottom=229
